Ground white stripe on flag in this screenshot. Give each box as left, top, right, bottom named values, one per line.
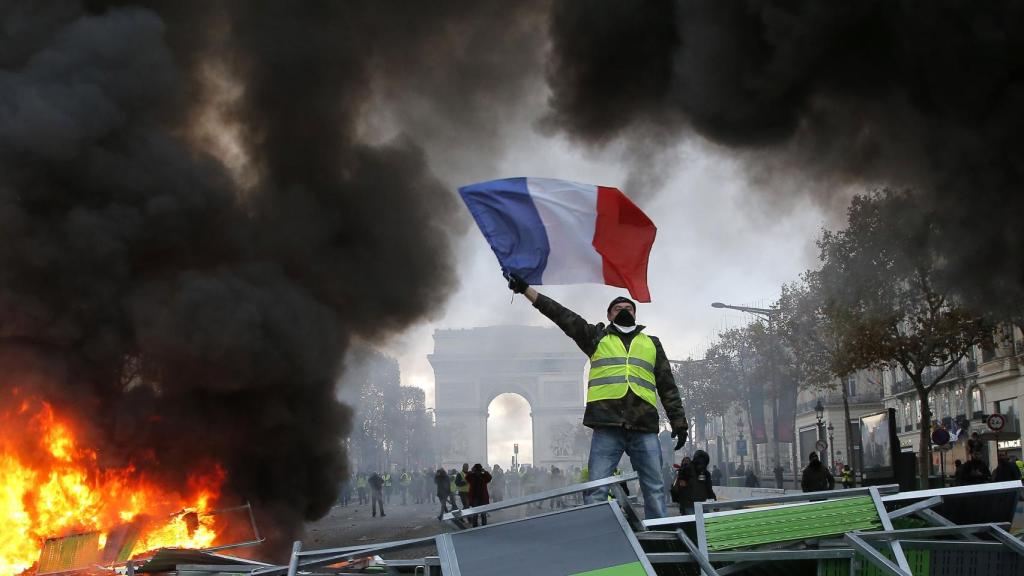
left=526, top=177, right=604, bottom=285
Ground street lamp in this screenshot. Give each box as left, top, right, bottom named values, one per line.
left=736, top=417, right=747, bottom=473
left=814, top=399, right=825, bottom=461
left=827, top=422, right=835, bottom=470
left=713, top=300, right=785, bottom=481
left=710, top=302, right=777, bottom=322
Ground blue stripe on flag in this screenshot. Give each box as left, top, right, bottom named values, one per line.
left=458, top=177, right=550, bottom=284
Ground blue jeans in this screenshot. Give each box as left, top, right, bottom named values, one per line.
left=585, top=426, right=667, bottom=519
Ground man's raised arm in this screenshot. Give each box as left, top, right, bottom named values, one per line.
left=507, top=273, right=600, bottom=355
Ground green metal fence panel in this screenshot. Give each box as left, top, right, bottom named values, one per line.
left=703, top=496, right=882, bottom=551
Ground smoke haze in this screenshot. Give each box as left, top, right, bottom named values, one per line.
left=0, top=0, right=544, bottom=553
left=547, top=1, right=1024, bottom=315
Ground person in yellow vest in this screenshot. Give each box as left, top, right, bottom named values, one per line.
left=508, top=276, right=688, bottom=519
left=382, top=471, right=393, bottom=504
left=608, top=467, right=630, bottom=500
left=356, top=472, right=368, bottom=505
left=400, top=469, right=412, bottom=505
left=449, top=468, right=460, bottom=505
left=573, top=465, right=587, bottom=505
left=455, top=462, right=472, bottom=509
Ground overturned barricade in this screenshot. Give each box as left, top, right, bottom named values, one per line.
left=29, top=503, right=263, bottom=576
left=84, top=477, right=1024, bottom=575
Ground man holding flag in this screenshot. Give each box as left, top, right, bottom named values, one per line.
left=458, top=176, right=687, bottom=519
left=507, top=277, right=687, bottom=519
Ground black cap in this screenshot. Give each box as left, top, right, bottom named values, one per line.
left=607, top=296, right=636, bottom=314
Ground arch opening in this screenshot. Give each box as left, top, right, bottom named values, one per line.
left=487, top=392, right=533, bottom=468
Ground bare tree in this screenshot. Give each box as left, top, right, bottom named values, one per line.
left=816, top=190, right=991, bottom=486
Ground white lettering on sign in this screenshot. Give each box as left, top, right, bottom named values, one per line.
left=997, top=439, right=1021, bottom=450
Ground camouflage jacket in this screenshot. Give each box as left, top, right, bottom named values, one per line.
left=533, top=294, right=687, bottom=434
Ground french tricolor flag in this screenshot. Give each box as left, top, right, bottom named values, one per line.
left=458, top=177, right=657, bottom=302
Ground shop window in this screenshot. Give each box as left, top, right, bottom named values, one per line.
left=995, top=398, right=1019, bottom=433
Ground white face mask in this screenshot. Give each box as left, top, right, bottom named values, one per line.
left=613, top=324, right=637, bottom=333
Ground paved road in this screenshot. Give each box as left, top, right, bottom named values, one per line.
left=302, top=496, right=580, bottom=555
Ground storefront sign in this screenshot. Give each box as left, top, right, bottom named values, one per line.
left=998, top=439, right=1021, bottom=450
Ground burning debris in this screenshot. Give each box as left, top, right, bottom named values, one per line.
left=0, top=390, right=224, bottom=573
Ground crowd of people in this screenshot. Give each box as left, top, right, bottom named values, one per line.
left=338, top=463, right=593, bottom=522
left=337, top=448, right=1024, bottom=525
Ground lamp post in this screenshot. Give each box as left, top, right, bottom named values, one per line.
left=713, top=301, right=784, bottom=482
left=827, top=422, right=836, bottom=471
left=814, top=399, right=826, bottom=462
left=737, top=417, right=746, bottom=472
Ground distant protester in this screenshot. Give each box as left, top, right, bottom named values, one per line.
left=435, top=469, right=455, bottom=521
left=671, top=450, right=716, bottom=515
left=801, top=453, right=834, bottom=492
left=993, top=453, right=1021, bottom=482
left=369, top=472, right=385, bottom=517
left=773, top=463, right=785, bottom=489
left=956, top=452, right=992, bottom=486
left=456, top=463, right=471, bottom=509
left=841, top=465, right=854, bottom=489
left=466, top=463, right=493, bottom=527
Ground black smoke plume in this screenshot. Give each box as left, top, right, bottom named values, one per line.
left=547, top=0, right=1024, bottom=318
left=0, top=0, right=541, bottom=554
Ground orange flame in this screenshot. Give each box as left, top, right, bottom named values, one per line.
left=0, top=393, right=227, bottom=574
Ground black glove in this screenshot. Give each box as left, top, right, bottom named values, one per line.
left=507, top=272, right=529, bottom=294
left=671, top=426, right=688, bottom=451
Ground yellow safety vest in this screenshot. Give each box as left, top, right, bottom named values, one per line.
left=587, top=332, right=658, bottom=408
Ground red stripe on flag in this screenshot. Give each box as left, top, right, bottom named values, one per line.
left=593, top=186, right=656, bottom=302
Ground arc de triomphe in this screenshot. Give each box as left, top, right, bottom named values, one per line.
left=429, top=325, right=587, bottom=470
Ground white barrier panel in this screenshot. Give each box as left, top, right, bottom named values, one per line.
left=709, top=486, right=801, bottom=501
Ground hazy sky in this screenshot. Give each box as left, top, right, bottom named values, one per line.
left=369, top=76, right=839, bottom=463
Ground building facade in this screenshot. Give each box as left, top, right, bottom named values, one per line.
left=794, top=371, right=885, bottom=480
left=881, top=323, right=1024, bottom=479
